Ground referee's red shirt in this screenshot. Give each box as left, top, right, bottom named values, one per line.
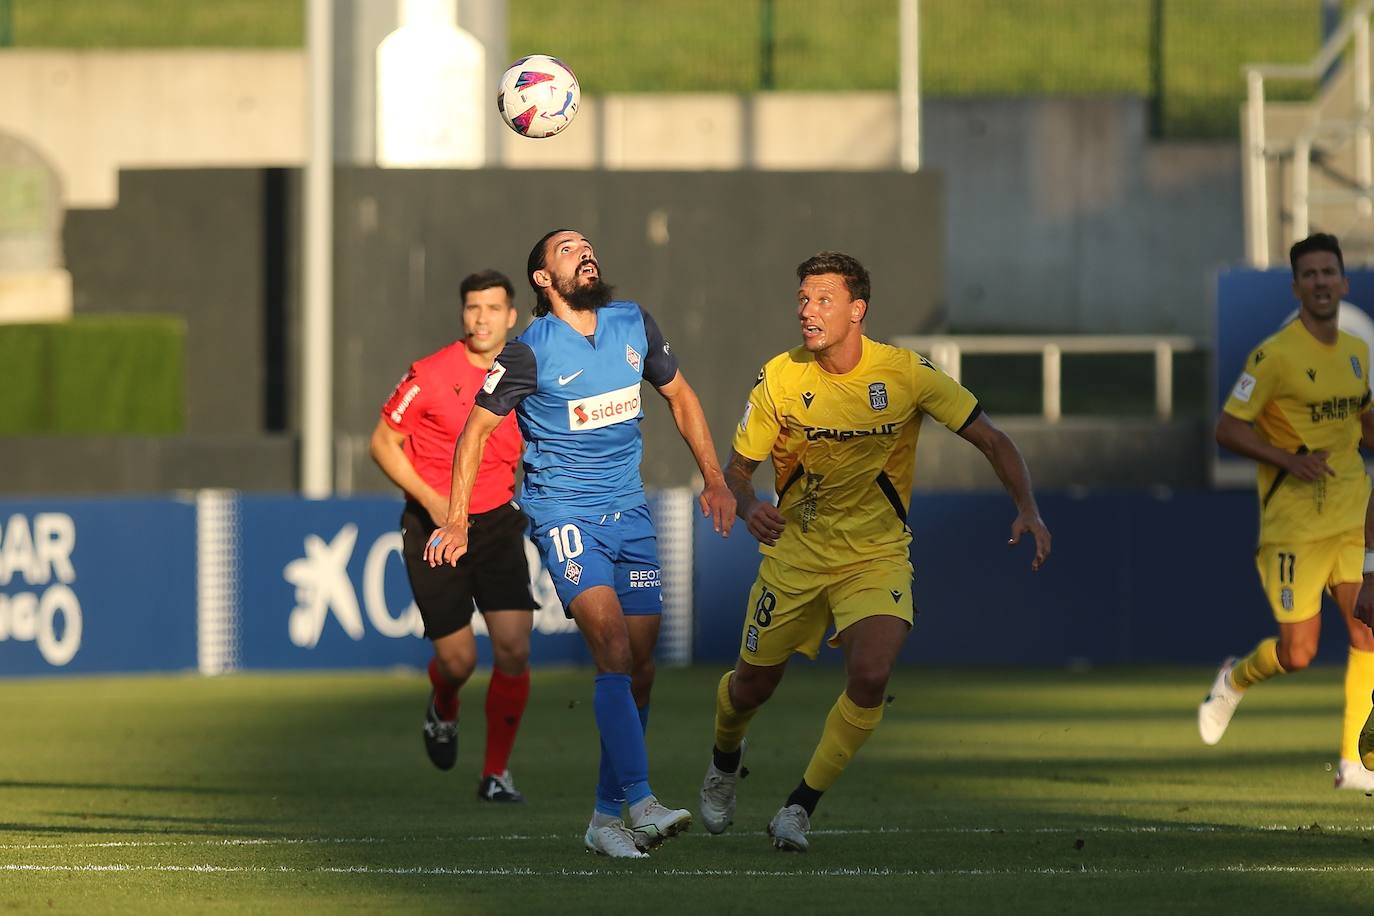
left=381, top=339, right=522, bottom=513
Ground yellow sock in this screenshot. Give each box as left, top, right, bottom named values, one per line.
left=713, top=670, right=759, bottom=753
left=801, top=692, right=884, bottom=792
left=1230, top=638, right=1285, bottom=690
left=1341, top=647, right=1374, bottom=762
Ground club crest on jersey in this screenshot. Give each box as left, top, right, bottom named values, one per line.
left=1280, top=587, right=1293, bottom=611
left=1353, top=356, right=1363, bottom=379
left=564, top=559, right=583, bottom=585
left=482, top=361, right=506, bottom=394
left=868, top=382, right=888, bottom=411
left=745, top=624, right=759, bottom=654
left=626, top=344, right=642, bottom=372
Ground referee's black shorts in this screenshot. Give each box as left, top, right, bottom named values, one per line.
left=401, top=500, right=537, bottom=640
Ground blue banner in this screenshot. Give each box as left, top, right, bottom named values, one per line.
left=694, top=489, right=1327, bottom=667
left=233, top=495, right=589, bottom=671
left=0, top=497, right=196, bottom=675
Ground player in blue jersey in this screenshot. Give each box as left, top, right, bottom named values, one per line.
left=427, top=228, right=736, bottom=858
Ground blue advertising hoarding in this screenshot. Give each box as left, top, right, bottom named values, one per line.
left=0, top=496, right=197, bottom=675
left=231, top=495, right=588, bottom=671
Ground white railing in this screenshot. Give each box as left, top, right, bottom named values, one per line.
left=892, top=335, right=1198, bottom=423
left=1244, top=0, right=1374, bottom=266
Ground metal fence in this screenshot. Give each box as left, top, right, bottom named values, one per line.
left=0, top=0, right=1344, bottom=137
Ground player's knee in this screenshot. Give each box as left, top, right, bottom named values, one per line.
left=434, top=646, right=476, bottom=684
left=731, top=667, right=779, bottom=711
left=585, top=628, right=632, bottom=674
left=1277, top=643, right=1315, bottom=672
left=491, top=640, right=530, bottom=675
left=845, top=666, right=891, bottom=708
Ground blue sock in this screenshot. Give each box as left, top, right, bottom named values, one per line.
left=596, top=701, right=652, bottom=813
left=592, top=674, right=651, bottom=814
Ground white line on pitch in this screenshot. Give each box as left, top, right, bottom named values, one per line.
left=3, top=863, right=1374, bottom=878
left=3, top=822, right=1372, bottom=852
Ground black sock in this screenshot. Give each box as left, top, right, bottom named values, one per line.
left=785, top=779, right=823, bottom=816
left=712, top=745, right=742, bottom=774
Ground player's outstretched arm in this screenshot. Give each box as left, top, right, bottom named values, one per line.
left=654, top=370, right=736, bottom=536
left=1216, top=412, right=1334, bottom=480
left=425, top=405, right=504, bottom=568
left=724, top=450, right=786, bottom=546
left=957, top=413, right=1051, bottom=570
left=369, top=418, right=448, bottom=525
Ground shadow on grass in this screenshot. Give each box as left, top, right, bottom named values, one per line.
left=0, top=780, right=254, bottom=795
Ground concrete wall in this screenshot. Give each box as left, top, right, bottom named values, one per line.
left=924, top=97, right=1242, bottom=336
left=0, top=49, right=1242, bottom=335
left=56, top=167, right=947, bottom=494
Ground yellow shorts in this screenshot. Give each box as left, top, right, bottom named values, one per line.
left=1255, top=529, right=1364, bottom=624
left=737, top=554, right=915, bottom=666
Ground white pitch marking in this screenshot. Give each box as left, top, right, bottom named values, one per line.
left=4, top=822, right=1373, bottom=852
left=4, top=863, right=1374, bottom=878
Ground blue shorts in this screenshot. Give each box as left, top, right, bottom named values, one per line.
left=530, top=504, right=662, bottom=616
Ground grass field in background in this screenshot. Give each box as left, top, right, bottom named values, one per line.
left=1, top=0, right=1333, bottom=135
left=2, top=665, right=1372, bottom=913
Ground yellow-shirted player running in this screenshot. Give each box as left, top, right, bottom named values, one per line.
left=1201, top=232, right=1374, bottom=792
left=698, top=251, right=1052, bottom=851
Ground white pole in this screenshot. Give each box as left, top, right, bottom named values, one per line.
left=1245, top=69, right=1270, bottom=268
left=1042, top=344, right=1061, bottom=423
left=302, top=0, right=333, bottom=498
left=1293, top=136, right=1311, bottom=243
left=899, top=0, right=921, bottom=172
left=1356, top=15, right=1372, bottom=215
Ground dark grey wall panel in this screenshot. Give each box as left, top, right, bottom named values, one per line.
left=331, top=167, right=945, bottom=490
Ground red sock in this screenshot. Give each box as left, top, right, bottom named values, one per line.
left=483, top=669, right=530, bottom=777
left=428, top=657, right=459, bottom=721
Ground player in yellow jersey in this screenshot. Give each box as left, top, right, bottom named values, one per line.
left=1200, top=233, right=1374, bottom=792
left=697, top=251, right=1052, bottom=851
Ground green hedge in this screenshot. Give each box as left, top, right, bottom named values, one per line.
left=0, top=316, right=185, bottom=434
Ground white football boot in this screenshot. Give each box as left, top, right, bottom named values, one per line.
left=699, top=740, right=746, bottom=835
left=583, top=819, right=649, bottom=859
left=1198, top=657, right=1243, bottom=746
left=767, top=803, right=810, bottom=852
left=1334, top=759, right=1374, bottom=794
left=627, top=796, right=692, bottom=850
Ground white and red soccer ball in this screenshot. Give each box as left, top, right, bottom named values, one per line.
left=497, top=55, right=580, bottom=139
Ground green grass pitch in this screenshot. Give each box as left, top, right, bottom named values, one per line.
left=2, top=665, right=1372, bottom=913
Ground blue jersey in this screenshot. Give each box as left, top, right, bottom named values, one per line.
left=476, top=300, right=679, bottom=527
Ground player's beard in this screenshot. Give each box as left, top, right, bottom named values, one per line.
left=558, top=273, right=614, bottom=312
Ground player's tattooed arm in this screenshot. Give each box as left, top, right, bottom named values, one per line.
left=726, top=450, right=786, bottom=546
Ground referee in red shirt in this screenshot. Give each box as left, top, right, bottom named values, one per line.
left=371, top=269, right=535, bottom=802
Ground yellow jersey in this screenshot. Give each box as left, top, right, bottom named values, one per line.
left=733, top=336, right=979, bottom=572
left=1223, top=319, right=1371, bottom=544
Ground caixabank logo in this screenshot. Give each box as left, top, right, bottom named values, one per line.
left=0, top=512, right=82, bottom=666
left=282, top=526, right=575, bottom=649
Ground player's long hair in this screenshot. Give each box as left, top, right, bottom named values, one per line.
left=797, top=251, right=871, bottom=307
left=527, top=228, right=574, bottom=317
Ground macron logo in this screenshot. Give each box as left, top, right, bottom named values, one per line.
left=567, top=383, right=641, bottom=431
left=558, top=369, right=585, bottom=386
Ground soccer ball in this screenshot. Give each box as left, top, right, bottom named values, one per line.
left=497, top=55, right=580, bottom=139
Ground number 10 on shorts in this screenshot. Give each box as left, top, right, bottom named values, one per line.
left=546, top=524, right=584, bottom=563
